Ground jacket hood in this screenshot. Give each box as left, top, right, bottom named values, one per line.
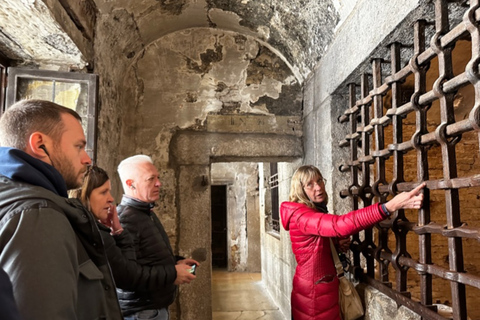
left=280, top=202, right=301, bottom=231
left=0, top=175, right=108, bottom=266
left=0, top=147, right=67, bottom=197
left=280, top=201, right=328, bottom=231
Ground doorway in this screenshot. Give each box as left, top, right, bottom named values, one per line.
left=211, top=185, right=228, bottom=269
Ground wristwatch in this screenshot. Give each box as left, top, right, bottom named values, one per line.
left=380, top=203, right=391, bottom=216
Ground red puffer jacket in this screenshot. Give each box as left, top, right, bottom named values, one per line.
left=280, top=202, right=386, bottom=320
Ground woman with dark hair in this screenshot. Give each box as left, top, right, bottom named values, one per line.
left=281, top=165, right=425, bottom=320
left=70, top=166, right=188, bottom=292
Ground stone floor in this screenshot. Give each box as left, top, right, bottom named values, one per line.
left=212, top=269, right=287, bottom=320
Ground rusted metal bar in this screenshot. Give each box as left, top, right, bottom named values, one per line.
left=341, top=176, right=480, bottom=198
left=376, top=251, right=480, bottom=289
left=382, top=6, right=480, bottom=89
left=347, top=83, right=362, bottom=268
left=387, top=42, right=410, bottom=293
left=410, top=18, right=434, bottom=310
left=364, top=276, right=445, bottom=320
left=359, top=73, right=375, bottom=278
left=371, top=58, right=390, bottom=283
left=433, top=1, right=466, bottom=318
left=465, top=0, right=480, bottom=146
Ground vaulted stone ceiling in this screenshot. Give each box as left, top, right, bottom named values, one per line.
left=0, top=0, right=342, bottom=82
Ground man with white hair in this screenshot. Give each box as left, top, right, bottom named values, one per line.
left=116, top=154, right=198, bottom=320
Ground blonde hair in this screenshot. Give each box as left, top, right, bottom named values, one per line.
left=289, top=165, right=328, bottom=208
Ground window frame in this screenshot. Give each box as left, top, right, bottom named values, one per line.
left=5, top=67, right=99, bottom=162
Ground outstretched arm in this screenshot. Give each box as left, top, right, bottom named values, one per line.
left=385, top=182, right=426, bottom=213
left=293, top=182, right=427, bottom=238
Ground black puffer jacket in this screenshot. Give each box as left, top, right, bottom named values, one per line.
left=116, top=196, right=179, bottom=316
left=99, top=222, right=178, bottom=293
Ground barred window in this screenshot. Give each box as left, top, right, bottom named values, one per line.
left=269, top=163, right=280, bottom=232
left=338, top=1, right=480, bottom=319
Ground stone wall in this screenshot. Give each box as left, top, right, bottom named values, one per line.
left=260, top=161, right=301, bottom=317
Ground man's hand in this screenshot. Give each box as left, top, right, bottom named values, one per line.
left=177, top=258, right=200, bottom=267
left=174, top=264, right=196, bottom=285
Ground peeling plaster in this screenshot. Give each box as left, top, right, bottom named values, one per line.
left=92, top=0, right=339, bottom=82
left=134, top=28, right=301, bottom=131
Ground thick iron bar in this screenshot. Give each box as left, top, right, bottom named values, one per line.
left=386, top=42, right=410, bottom=294
left=359, top=73, right=375, bottom=278
left=339, top=175, right=480, bottom=195
left=347, top=83, right=362, bottom=270
left=432, top=1, right=466, bottom=319
left=376, top=251, right=480, bottom=290
left=410, top=18, right=434, bottom=312
left=465, top=0, right=480, bottom=146
left=371, top=58, right=390, bottom=284
left=364, top=277, right=445, bottom=320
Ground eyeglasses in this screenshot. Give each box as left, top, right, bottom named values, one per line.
left=303, top=178, right=327, bottom=190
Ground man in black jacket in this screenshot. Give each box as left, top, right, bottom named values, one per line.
left=117, top=154, right=198, bottom=320
left=0, top=99, right=123, bottom=319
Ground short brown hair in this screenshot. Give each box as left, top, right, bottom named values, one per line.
left=0, top=99, right=81, bottom=150
left=289, top=165, right=328, bottom=208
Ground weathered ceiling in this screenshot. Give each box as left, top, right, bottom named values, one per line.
left=0, top=0, right=85, bottom=68
left=0, top=0, right=341, bottom=81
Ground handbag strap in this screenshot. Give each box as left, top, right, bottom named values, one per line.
left=329, top=239, right=345, bottom=277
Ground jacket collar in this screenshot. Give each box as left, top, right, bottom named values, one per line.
left=314, top=202, right=328, bottom=213
left=0, top=147, right=68, bottom=197
left=119, top=195, right=155, bottom=211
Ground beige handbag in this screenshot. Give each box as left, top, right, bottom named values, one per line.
left=330, top=239, right=364, bottom=320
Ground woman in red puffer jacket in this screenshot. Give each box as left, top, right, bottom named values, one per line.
left=280, top=165, right=425, bottom=320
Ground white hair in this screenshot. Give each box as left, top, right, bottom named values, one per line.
left=117, top=154, right=154, bottom=192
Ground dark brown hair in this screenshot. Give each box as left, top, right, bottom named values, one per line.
left=69, top=165, right=110, bottom=210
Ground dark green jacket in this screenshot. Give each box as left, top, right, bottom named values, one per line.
left=0, top=147, right=123, bottom=319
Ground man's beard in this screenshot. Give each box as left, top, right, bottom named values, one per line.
left=51, top=149, right=85, bottom=189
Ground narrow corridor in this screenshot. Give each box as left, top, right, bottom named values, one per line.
left=212, top=270, right=286, bottom=320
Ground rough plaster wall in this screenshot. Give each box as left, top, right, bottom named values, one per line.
left=205, top=0, right=339, bottom=81
left=331, top=0, right=359, bottom=31
left=112, top=28, right=302, bottom=250
left=260, top=161, right=301, bottom=318
left=314, top=0, right=422, bottom=104
left=135, top=28, right=301, bottom=131
left=211, top=162, right=260, bottom=272
left=93, top=0, right=339, bottom=82
left=121, top=26, right=300, bottom=196
left=94, top=9, right=145, bottom=201
left=0, top=0, right=85, bottom=67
